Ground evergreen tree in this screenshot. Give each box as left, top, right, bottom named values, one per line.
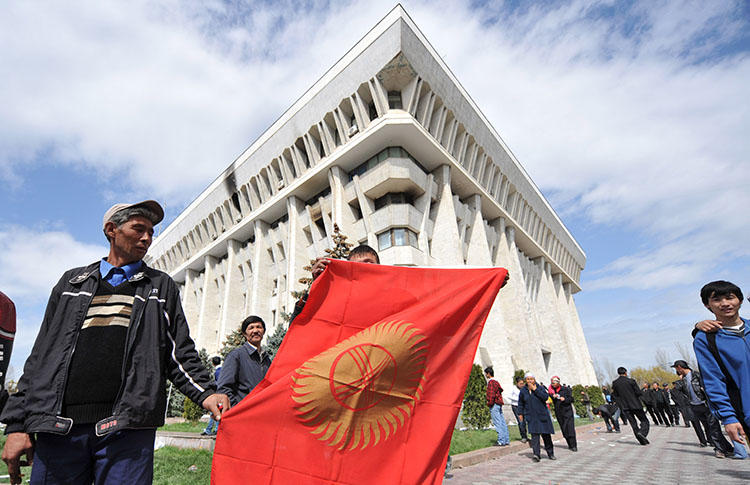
left=267, top=223, right=355, bottom=358
left=461, top=364, right=491, bottom=429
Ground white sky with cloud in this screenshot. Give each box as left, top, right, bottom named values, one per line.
left=1, top=0, right=748, bottom=378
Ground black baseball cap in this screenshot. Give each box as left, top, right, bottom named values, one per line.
left=670, top=360, right=690, bottom=369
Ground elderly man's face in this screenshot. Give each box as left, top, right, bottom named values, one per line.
left=525, top=376, right=536, bottom=386
left=107, top=216, right=154, bottom=264
left=244, top=321, right=265, bottom=347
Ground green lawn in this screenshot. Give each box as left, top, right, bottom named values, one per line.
left=1, top=418, right=599, bottom=483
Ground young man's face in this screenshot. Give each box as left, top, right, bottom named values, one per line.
left=705, top=292, right=742, bottom=320
left=349, top=252, right=378, bottom=264
left=516, top=380, right=525, bottom=389
left=244, top=321, right=265, bottom=347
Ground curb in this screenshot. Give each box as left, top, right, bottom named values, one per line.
left=451, top=422, right=607, bottom=469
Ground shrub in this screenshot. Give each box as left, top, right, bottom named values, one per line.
left=571, top=384, right=605, bottom=417
left=461, top=364, right=491, bottom=429
left=183, top=396, right=205, bottom=422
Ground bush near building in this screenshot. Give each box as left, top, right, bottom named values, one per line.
left=571, top=384, right=605, bottom=417
left=461, top=364, right=490, bottom=429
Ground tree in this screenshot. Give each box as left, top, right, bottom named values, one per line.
left=219, top=327, right=246, bottom=359
left=674, top=341, right=697, bottom=369
left=630, top=365, right=679, bottom=387
left=267, top=223, right=355, bottom=358
left=513, top=369, right=526, bottom=384
left=654, top=348, right=672, bottom=371
left=461, top=364, right=491, bottom=429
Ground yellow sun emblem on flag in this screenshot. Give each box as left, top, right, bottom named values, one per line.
left=291, top=320, right=428, bottom=450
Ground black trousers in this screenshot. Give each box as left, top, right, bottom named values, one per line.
left=669, top=404, right=681, bottom=425
left=511, top=405, right=527, bottom=440
left=530, top=433, right=554, bottom=458
left=644, top=404, right=661, bottom=424
left=655, top=402, right=672, bottom=426
left=691, top=403, right=732, bottom=453
left=623, top=409, right=650, bottom=439
left=558, top=414, right=577, bottom=449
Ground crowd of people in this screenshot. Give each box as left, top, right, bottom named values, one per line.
left=481, top=279, right=749, bottom=464
left=0, top=199, right=748, bottom=483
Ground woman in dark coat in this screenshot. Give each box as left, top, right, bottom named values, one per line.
left=549, top=376, right=577, bottom=451
left=518, top=373, right=556, bottom=462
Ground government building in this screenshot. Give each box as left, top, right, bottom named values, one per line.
left=146, top=6, right=598, bottom=386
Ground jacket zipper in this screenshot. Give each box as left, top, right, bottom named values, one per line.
left=111, top=284, right=150, bottom=412
left=56, top=285, right=97, bottom=416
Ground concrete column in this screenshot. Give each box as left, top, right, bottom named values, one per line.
left=250, top=220, right=273, bottom=322
left=352, top=175, right=377, bottom=249
left=465, top=194, right=492, bottom=266
left=415, top=173, right=434, bottom=254
left=219, top=240, right=243, bottom=347
left=286, top=196, right=311, bottom=316
left=429, top=165, right=463, bottom=265
left=196, top=255, right=217, bottom=350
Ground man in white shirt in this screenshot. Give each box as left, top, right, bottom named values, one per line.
left=508, top=378, right=528, bottom=443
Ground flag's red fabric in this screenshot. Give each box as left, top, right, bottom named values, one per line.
left=211, top=260, right=508, bottom=485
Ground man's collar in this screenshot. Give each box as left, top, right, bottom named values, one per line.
left=100, top=258, right=143, bottom=281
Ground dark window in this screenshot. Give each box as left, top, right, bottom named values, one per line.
left=388, top=91, right=402, bottom=109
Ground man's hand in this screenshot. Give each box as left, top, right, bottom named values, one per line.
left=2, top=432, right=34, bottom=485
left=695, top=320, right=722, bottom=333
left=528, top=382, right=537, bottom=391
left=501, top=272, right=510, bottom=288
left=202, top=393, right=231, bottom=420
left=726, top=422, right=746, bottom=444
left=311, top=258, right=331, bottom=280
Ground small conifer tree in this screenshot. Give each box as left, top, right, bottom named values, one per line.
left=461, top=364, right=491, bottom=429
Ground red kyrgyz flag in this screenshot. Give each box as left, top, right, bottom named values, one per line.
left=212, top=260, right=508, bottom=484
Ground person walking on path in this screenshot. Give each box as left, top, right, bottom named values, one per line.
left=641, top=382, right=662, bottom=425
left=692, top=281, right=750, bottom=450
left=518, top=372, right=556, bottom=462
left=484, top=367, right=510, bottom=446
left=549, top=376, right=577, bottom=451
left=672, top=359, right=733, bottom=457
left=0, top=291, right=16, bottom=414
left=508, top=378, right=528, bottom=443
left=0, top=200, right=229, bottom=485
left=612, top=366, right=650, bottom=445
left=650, top=382, right=672, bottom=426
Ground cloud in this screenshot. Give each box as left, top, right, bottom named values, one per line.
left=0, top=226, right=106, bottom=301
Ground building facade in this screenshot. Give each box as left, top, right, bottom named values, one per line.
left=146, top=7, right=598, bottom=386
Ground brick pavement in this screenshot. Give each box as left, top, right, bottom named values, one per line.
left=444, top=423, right=750, bottom=484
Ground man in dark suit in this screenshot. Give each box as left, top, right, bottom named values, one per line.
left=217, top=316, right=272, bottom=406
left=612, top=366, right=650, bottom=445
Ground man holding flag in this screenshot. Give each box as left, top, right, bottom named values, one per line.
left=211, top=259, right=508, bottom=484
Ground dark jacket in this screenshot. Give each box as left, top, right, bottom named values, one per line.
left=673, top=370, right=708, bottom=404
left=549, top=385, right=574, bottom=420
left=611, top=375, right=644, bottom=411
left=0, top=261, right=215, bottom=436
left=518, top=384, right=554, bottom=435
left=217, top=343, right=272, bottom=407
left=647, top=388, right=667, bottom=406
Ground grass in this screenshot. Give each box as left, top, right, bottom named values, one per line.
left=158, top=421, right=206, bottom=433
left=450, top=417, right=597, bottom=454
left=153, top=446, right=213, bottom=485
left=0, top=418, right=599, bottom=483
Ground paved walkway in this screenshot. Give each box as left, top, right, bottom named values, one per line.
left=444, top=423, right=750, bottom=484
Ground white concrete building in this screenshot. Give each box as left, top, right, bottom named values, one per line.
left=146, top=6, right=598, bottom=386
